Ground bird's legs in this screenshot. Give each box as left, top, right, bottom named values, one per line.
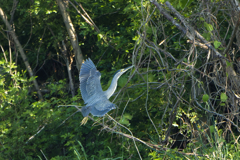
left=81, top=116, right=89, bottom=125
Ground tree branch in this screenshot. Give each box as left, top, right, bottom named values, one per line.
left=62, top=40, right=75, bottom=97
left=57, top=0, right=83, bottom=71
left=0, top=7, right=43, bottom=100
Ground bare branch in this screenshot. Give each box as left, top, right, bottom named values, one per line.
left=223, top=12, right=240, bottom=57
left=61, top=40, right=75, bottom=97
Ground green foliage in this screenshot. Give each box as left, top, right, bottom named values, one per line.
left=119, top=114, right=133, bottom=126
left=226, top=61, right=232, bottom=67
left=214, top=41, right=221, bottom=49
left=0, top=60, right=130, bottom=159
left=118, top=76, right=128, bottom=88
left=74, top=141, right=87, bottom=160
left=202, top=94, right=209, bottom=102
left=1, top=0, right=239, bottom=159
left=179, top=0, right=194, bottom=9
left=202, top=32, right=211, bottom=41
left=74, top=140, right=124, bottom=160
left=204, top=22, right=213, bottom=32
left=220, top=93, right=227, bottom=102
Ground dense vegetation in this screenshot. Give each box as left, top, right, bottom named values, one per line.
left=1, top=0, right=240, bottom=159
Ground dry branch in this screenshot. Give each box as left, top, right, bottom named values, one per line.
left=85, top=115, right=208, bottom=158
left=61, top=40, right=75, bottom=97
left=67, top=0, right=122, bottom=54
left=150, top=0, right=240, bottom=99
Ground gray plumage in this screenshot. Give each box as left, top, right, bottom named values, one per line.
left=79, top=58, right=133, bottom=117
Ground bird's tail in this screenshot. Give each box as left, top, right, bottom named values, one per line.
left=81, top=106, right=91, bottom=117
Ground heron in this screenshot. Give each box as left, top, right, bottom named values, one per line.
left=79, top=58, right=133, bottom=124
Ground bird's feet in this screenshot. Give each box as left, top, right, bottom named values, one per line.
left=81, top=116, right=88, bottom=125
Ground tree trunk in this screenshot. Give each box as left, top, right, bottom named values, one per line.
left=0, top=7, right=43, bottom=100
left=57, top=0, right=83, bottom=71
left=61, top=40, right=75, bottom=97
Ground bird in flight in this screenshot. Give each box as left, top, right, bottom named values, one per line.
left=79, top=58, right=133, bottom=124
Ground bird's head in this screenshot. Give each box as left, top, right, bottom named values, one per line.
left=114, top=65, right=134, bottom=78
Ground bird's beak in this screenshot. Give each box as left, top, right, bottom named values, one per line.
left=121, top=65, right=134, bottom=73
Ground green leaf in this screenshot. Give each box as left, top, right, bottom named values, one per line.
left=132, top=35, right=140, bottom=41
left=118, top=77, right=128, bottom=87
left=204, top=22, right=213, bottom=32
left=202, top=32, right=211, bottom=41
left=179, top=0, right=193, bottom=9
left=148, top=74, right=154, bottom=82
left=202, top=94, right=209, bottom=102
left=97, top=33, right=103, bottom=41
left=220, top=93, right=227, bottom=102
left=123, top=113, right=133, bottom=120
left=119, top=114, right=132, bottom=126
left=214, top=41, right=221, bottom=49
left=209, top=125, right=215, bottom=134
left=200, top=17, right=204, bottom=21
left=119, top=117, right=130, bottom=126
left=220, top=103, right=225, bottom=106
left=226, top=61, right=232, bottom=67
left=29, top=76, right=37, bottom=82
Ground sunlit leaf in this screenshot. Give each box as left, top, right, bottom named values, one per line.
left=202, top=94, right=209, bottom=102
left=220, top=93, right=227, bottom=102
left=204, top=22, right=213, bottom=32
left=214, top=41, right=221, bottom=49
left=209, top=125, right=215, bottom=134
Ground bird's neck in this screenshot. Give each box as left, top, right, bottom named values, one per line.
left=104, top=75, right=118, bottom=99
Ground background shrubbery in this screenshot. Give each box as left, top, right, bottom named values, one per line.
left=1, top=0, right=240, bottom=159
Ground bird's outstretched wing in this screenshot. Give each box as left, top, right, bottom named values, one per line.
left=79, top=58, right=103, bottom=104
